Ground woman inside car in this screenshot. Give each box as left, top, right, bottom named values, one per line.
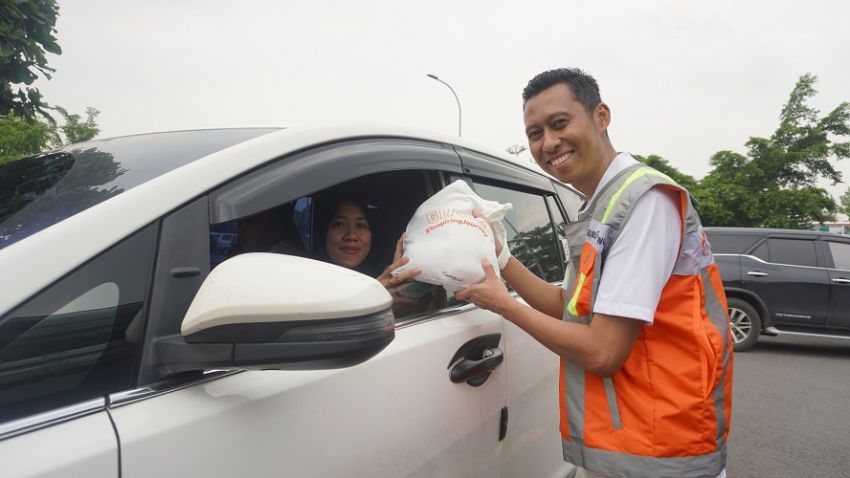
left=317, top=197, right=446, bottom=317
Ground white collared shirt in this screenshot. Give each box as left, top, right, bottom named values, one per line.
left=586, top=152, right=682, bottom=324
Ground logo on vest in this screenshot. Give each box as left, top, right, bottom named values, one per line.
left=586, top=220, right=613, bottom=250
left=587, top=228, right=608, bottom=247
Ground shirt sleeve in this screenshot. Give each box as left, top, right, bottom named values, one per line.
left=592, top=187, right=682, bottom=324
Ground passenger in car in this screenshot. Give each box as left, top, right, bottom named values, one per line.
left=316, top=197, right=446, bottom=317
left=318, top=198, right=381, bottom=274
left=231, top=203, right=306, bottom=256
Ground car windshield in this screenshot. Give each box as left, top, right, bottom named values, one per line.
left=0, top=128, right=279, bottom=250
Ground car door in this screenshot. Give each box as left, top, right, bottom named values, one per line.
left=823, top=237, right=850, bottom=330
left=457, top=148, right=575, bottom=478
left=109, top=139, right=510, bottom=477
left=744, top=235, right=829, bottom=327
left=0, top=225, right=158, bottom=478
left=0, top=407, right=117, bottom=478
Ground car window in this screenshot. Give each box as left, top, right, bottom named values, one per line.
left=553, top=182, right=584, bottom=223
left=768, top=238, right=818, bottom=267
left=473, top=182, right=564, bottom=283
left=210, top=201, right=310, bottom=267
left=211, top=169, right=448, bottom=320
left=0, top=225, right=155, bottom=423
left=827, top=241, right=850, bottom=270
left=751, top=241, right=768, bottom=261
left=706, top=233, right=761, bottom=254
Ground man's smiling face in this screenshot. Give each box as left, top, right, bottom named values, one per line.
left=523, top=83, right=611, bottom=196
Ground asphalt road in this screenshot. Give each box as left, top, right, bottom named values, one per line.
left=726, top=334, right=850, bottom=477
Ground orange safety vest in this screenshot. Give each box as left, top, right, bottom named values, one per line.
left=560, top=164, right=733, bottom=478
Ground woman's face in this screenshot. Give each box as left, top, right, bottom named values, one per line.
left=325, top=201, right=372, bottom=269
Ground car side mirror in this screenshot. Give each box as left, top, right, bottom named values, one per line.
left=153, top=253, right=394, bottom=374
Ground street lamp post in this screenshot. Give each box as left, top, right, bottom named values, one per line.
left=426, top=73, right=462, bottom=137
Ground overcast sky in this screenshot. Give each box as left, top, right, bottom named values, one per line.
left=37, top=1, right=850, bottom=200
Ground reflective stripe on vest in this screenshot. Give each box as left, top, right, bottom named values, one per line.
left=559, top=164, right=733, bottom=478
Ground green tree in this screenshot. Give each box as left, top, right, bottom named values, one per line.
left=0, top=0, right=61, bottom=120
left=634, top=154, right=699, bottom=191
left=55, top=106, right=100, bottom=144
left=840, top=188, right=850, bottom=219
left=0, top=107, right=101, bottom=164
left=508, top=223, right=563, bottom=283
left=0, top=113, right=52, bottom=163
left=693, top=74, right=850, bottom=228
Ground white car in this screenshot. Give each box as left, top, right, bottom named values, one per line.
left=0, top=125, right=583, bottom=478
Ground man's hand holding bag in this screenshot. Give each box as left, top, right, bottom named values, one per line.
left=392, top=180, right=512, bottom=295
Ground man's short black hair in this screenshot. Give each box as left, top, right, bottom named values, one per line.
left=522, top=68, right=601, bottom=113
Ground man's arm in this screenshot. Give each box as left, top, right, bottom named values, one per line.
left=460, top=188, right=682, bottom=376
left=456, top=261, right=641, bottom=377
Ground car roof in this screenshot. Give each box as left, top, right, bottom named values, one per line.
left=0, top=123, right=559, bottom=316
left=705, top=226, right=848, bottom=239
left=705, top=226, right=809, bottom=234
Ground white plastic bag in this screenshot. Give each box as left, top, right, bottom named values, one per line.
left=393, top=180, right=512, bottom=295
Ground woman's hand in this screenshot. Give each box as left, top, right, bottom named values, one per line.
left=376, top=235, right=420, bottom=290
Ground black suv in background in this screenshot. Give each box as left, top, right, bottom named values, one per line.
left=706, top=227, right=850, bottom=351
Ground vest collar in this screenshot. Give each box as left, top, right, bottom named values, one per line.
left=578, top=159, right=644, bottom=222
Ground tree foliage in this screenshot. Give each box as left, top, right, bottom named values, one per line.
left=55, top=106, right=100, bottom=145
left=509, top=224, right=563, bottom=282
left=0, top=113, right=51, bottom=163
left=0, top=107, right=101, bottom=164
left=0, top=0, right=61, bottom=120
left=603, top=75, right=849, bottom=229
left=692, top=74, right=849, bottom=228
left=634, top=154, right=699, bottom=191
left=840, top=188, right=850, bottom=219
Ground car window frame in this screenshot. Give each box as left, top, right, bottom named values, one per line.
left=454, top=147, right=552, bottom=192
left=706, top=232, right=763, bottom=255
left=210, top=138, right=463, bottom=223
left=743, top=233, right=826, bottom=269
left=766, top=236, right=820, bottom=268
left=135, top=138, right=466, bottom=386
left=822, top=237, right=850, bottom=271
left=551, top=180, right=585, bottom=224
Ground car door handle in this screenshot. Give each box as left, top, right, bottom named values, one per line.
left=747, top=271, right=768, bottom=277
left=832, top=278, right=850, bottom=284
left=450, top=347, right=504, bottom=386
left=448, top=333, right=503, bottom=387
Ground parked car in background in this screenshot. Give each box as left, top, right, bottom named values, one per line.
left=0, top=125, right=583, bottom=477
left=706, top=227, right=850, bottom=351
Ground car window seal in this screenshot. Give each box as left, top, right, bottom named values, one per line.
left=0, top=398, right=105, bottom=442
